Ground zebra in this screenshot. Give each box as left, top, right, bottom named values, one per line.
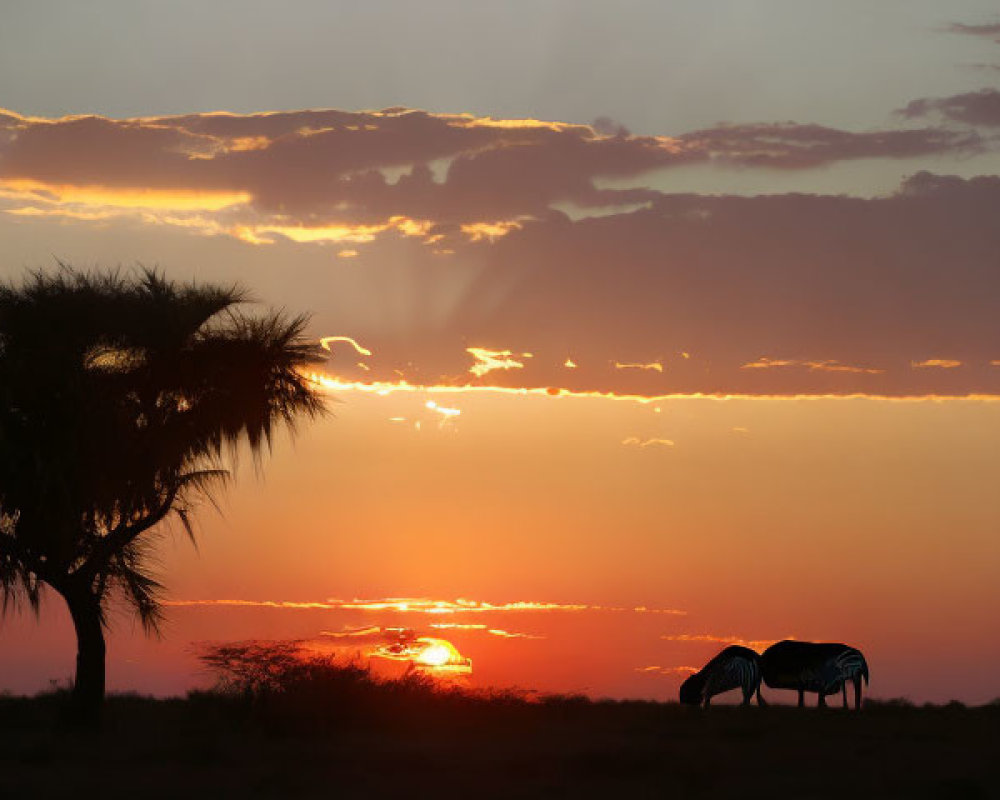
left=761, top=640, right=869, bottom=709
left=679, top=645, right=766, bottom=708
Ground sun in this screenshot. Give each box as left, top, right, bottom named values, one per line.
left=410, top=638, right=472, bottom=674
left=416, top=642, right=455, bottom=667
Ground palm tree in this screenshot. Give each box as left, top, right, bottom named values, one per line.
left=0, top=267, right=326, bottom=722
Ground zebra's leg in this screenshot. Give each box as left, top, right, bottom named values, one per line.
left=797, top=689, right=804, bottom=708
left=817, top=691, right=827, bottom=709
left=741, top=685, right=751, bottom=706
left=853, top=675, right=863, bottom=710
left=703, top=692, right=711, bottom=709
left=842, top=681, right=848, bottom=708
left=755, top=685, right=767, bottom=706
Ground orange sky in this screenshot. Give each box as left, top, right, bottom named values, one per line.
left=3, top=387, right=999, bottom=703
left=3, top=6, right=1000, bottom=704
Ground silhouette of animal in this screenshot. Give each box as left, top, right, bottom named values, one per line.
left=679, top=645, right=766, bottom=707
left=761, top=640, right=869, bottom=709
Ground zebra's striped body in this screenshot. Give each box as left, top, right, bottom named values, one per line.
left=679, top=645, right=766, bottom=708
left=761, top=640, right=869, bottom=709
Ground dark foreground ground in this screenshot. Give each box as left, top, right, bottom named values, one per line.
left=1, top=691, right=998, bottom=799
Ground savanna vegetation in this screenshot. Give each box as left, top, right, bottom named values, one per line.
left=1, top=644, right=997, bottom=799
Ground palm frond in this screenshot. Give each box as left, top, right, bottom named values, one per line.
left=0, top=265, right=327, bottom=636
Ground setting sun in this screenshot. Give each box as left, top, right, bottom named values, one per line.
left=414, top=639, right=468, bottom=671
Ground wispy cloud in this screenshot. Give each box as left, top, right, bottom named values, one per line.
left=320, top=335, right=373, bottom=356
left=911, top=359, right=962, bottom=369
left=946, top=21, right=1000, bottom=41
left=741, top=357, right=884, bottom=374
left=899, top=89, right=1000, bottom=128
left=614, top=362, right=663, bottom=372
left=317, top=625, right=383, bottom=638
left=635, top=665, right=699, bottom=677
left=305, top=372, right=1000, bottom=407
left=467, top=347, right=531, bottom=378
left=426, top=622, right=544, bottom=639
left=165, top=596, right=686, bottom=616
left=621, top=437, right=675, bottom=448
left=677, top=122, right=981, bottom=169
left=660, top=633, right=780, bottom=652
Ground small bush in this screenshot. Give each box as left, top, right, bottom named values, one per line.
left=195, top=640, right=556, bottom=733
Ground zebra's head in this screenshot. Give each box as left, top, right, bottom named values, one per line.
left=679, top=672, right=705, bottom=705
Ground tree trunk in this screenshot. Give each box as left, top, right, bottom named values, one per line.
left=63, top=588, right=106, bottom=726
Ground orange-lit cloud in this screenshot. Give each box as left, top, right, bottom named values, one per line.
left=660, top=633, right=781, bottom=652
left=5, top=106, right=1000, bottom=396
left=485, top=629, right=545, bottom=639
left=0, top=105, right=981, bottom=256
left=460, top=220, right=523, bottom=241
left=317, top=625, right=383, bottom=638
left=0, top=178, right=251, bottom=211
left=621, top=437, right=675, bottom=448
left=424, top=400, right=461, bottom=425
left=635, top=665, right=699, bottom=676
left=467, top=347, right=531, bottom=378
left=319, top=335, right=373, bottom=356
left=429, top=623, right=544, bottom=639
left=304, top=371, right=1000, bottom=405
left=164, top=596, right=686, bottom=615
left=614, top=361, right=663, bottom=372
left=741, top=357, right=884, bottom=374
left=911, top=359, right=963, bottom=369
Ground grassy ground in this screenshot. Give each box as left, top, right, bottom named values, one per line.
left=2, top=694, right=997, bottom=798
left=1, top=653, right=997, bottom=799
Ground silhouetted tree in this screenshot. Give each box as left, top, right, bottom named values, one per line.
left=0, top=268, right=326, bottom=723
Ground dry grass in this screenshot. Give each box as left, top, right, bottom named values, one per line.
left=0, top=650, right=997, bottom=799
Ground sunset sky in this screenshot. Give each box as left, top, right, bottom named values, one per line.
left=2, top=1, right=1000, bottom=704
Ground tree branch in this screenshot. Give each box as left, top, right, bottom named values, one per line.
left=75, top=483, right=182, bottom=580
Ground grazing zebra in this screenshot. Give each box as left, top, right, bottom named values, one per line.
left=761, top=640, right=869, bottom=709
left=679, top=645, right=766, bottom=708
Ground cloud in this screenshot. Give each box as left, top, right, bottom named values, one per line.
left=899, top=89, right=1000, bottom=127
left=635, top=665, right=699, bottom=676
left=320, top=335, right=373, bottom=356
left=661, top=633, right=780, bottom=652
left=467, top=347, right=531, bottom=378
left=0, top=107, right=689, bottom=237
left=318, top=625, right=383, bottom=638
left=677, top=122, right=981, bottom=169
left=741, top=358, right=884, bottom=374
left=340, top=170, right=999, bottom=396
left=946, top=22, right=1000, bottom=41
left=911, top=359, right=962, bottom=369
left=0, top=105, right=982, bottom=251
left=4, top=105, right=1000, bottom=396
left=621, top=437, right=675, bottom=448
left=591, top=116, right=631, bottom=138
left=165, top=596, right=685, bottom=615
left=614, top=362, right=663, bottom=372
